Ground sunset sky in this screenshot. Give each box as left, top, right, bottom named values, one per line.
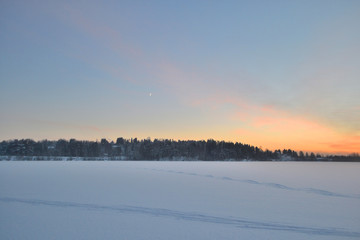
left=1, top=0, right=359, bottom=154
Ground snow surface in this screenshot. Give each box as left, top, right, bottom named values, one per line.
left=0, top=161, right=359, bottom=240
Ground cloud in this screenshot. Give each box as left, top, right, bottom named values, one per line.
left=23, top=1, right=358, bottom=154
left=59, top=3, right=143, bottom=61
left=140, top=59, right=359, bottom=153
left=231, top=104, right=360, bottom=154
left=325, top=136, right=360, bottom=154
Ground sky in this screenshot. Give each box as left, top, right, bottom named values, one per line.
left=1, top=0, right=359, bottom=154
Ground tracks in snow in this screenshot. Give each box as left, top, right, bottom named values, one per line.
left=1, top=197, right=359, bottom=238
left=141, top=167, right=360, bottom=200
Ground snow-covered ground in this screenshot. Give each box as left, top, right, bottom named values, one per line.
left=0, top=161, right=359, bottom=240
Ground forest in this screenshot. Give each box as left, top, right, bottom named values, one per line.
left=0, top=138, right=359, bottom=161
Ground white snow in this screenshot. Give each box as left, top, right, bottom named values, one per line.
left=0, top=161, right=359, bottom=240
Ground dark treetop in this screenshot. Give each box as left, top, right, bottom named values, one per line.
left=0, top=138, right=359, bottom=161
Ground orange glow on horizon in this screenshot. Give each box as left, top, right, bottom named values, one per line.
left=231, top=112, right=360, bottom=154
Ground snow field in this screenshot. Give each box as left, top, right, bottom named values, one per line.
left=0, top=161, right=359, bottom=240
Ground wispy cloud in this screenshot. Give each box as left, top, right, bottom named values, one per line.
left=325, top=136, right=360, bottom=154
left=60, top=3, right=144, bottom=62
left=12, top=1, right=358, bottom=153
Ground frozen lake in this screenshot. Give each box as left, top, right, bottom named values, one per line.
left=0, top=161, right=359, bottom=239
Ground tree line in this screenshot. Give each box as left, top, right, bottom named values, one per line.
left=0, top=138, right=359, bottom=161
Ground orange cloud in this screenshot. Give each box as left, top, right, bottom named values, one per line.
left=325, top=136, right=360, bottom=153
left=229, top=105, right=360, bottom=154
left=190, top=97, right=356, bottom=154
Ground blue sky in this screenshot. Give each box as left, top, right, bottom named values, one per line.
left=1, top=0, right=359, bottom=153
